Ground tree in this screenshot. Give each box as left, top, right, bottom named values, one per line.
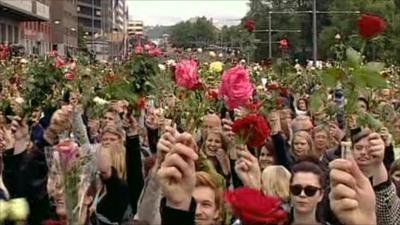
left=169, top=17, right=217, bottom=48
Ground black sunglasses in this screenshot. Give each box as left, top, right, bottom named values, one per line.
left=290, top=185, right=321, bottom=197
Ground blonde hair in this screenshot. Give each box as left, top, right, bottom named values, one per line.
left=292, top=131, right=315, bottom=157
left=99, top=145, right=126, bottom=180
left=261, top=166, right=291, bottom=202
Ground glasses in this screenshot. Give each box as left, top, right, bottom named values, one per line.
left=290, top=184, right=321, bottom=197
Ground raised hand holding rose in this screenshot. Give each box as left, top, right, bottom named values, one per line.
left=235, top=146, right=261, bottom=189
left=157, top=132, right=198, bottom=210
left=329, top=159, right=376, bottom=225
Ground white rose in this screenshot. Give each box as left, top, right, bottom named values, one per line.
left=93, top=97, right=108, bottom=105
left=15, top=97, right=24, bottom=104
left=166, top=59, right=176, bottom=66
left=218, top=53, right=223, bottom=58
left=197, top=48, right=203, bottom=53
left=158, top=64, right=166, bottom=71
left=20, top=58, right=28, bottom=64
left=209, top=51, right=216, bottom=58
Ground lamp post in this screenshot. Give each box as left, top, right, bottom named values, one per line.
left=312, top=0, right=317, bottom=65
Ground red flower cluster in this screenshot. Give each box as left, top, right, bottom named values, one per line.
left=358, top=14, right=387, bottom=39
left=225, top=187, right=288, bottom=225
left=279, top=39, right=289, bottom=49
left=232, top=113, right=270, bottom=148
left=245, top=19, right=256, bottom=32
left=0, top=44, right=10, bottom=60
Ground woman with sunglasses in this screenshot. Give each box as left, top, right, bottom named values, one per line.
left=289, top=157, right=327, bottom=225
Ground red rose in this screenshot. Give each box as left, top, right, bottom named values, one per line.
left=48, top=50, right=58, bottom=57
left=64, top=72, right=75, bottom=81
left=280, top=87, right=289, bottom=97
left=54, top=57, right=66, bottom=68
left=225, top=187, right=288, bottom=225
left=232, top=113, right=270, bottom=148
left=267, top=82, right=280, bottom=91
left=136, top=96, right=146, bottom=109
left=279, top=39, right=289, bottom=49
left=276, top=97, right=286, bottom=107
left=245, top=101, right=263, bottom=111
left=358, top=14, right=387, bottom=39
left=244, top=19, right=256, bottom=32
left=148, top=47, right=162, bottom=57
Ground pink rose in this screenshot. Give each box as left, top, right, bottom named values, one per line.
left=64, top=72, right=75, bottom=80
left=219, top=65, right=254, bottom=109
left=54, top=57, right=66, bottom=68
left=55, top=139, right=78, bottom=168
left=144, top=44, right=151, bottom=50
left=48, top=50, right=58, bottom=57
left=135, top=45, right=144, bottom=54
left=148, top=47, right=162, bottom=57
left=175, top=59, right=201, bottom=89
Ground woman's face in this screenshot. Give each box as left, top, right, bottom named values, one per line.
left=298, top=100, right=307, bottom=111
left=314, top=131, right=328, bottom=152
left=49, top=174, right=67, bottom=217
left=358, top=100, right=368, bottom=113
left=259, top=146, right=275, bottom=170
left=205, top=133, right=222, bottom=157
left=101, top=132, right=121, bottom=148
left=291, top=172, right=323, bottom=215
left=293, top=136, right=310, bottom=157
left=392, top=169, right=400, bottom=182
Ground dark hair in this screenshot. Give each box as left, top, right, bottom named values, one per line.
left=358, top=97, right=369, bottom=111
left=290, top=156, right=326, bottom=189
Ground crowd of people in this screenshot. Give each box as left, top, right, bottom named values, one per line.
left=1, top=36, right=400, bottom=225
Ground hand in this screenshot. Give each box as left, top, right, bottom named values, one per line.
left=222, top=118, right=234, bottom=144
left=48, top=105, right=73, bottom=134
left=125, top=115, right=139, bottom=136
left=269, top=110, right=281, bottom=134
left=145, top=109, right=159, bottom=130
left=367, top=132, right=385, bottom=166
left=157, top=132, right=198, bottom=210
left=379, top=127, right=392, bottom=147
left=235, top=145, right=261, bottom=189
left=329, top=159, right=376, bottom=225
left=216, top=148, right=230, bottom=175
left=0, top=127, right=13, bottom=151
left=10, top=116, right=29, bottom=141
left=329, top=122, right=344, bottom=141
left=155, top=126, right=178, bottom=169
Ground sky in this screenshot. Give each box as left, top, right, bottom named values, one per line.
left=126, top=0, right=249, bottom=27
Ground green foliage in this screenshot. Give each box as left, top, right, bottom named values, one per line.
left=124, top=54, right=160, bottom=95
left=169, top=17, right=217, bottom=48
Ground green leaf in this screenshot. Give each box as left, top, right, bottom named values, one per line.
left=365, top=62, right=385, bottom=73
left=353, top=68, right=387, bottom=89
left=346, top=47, right=362, bottom=67
left=319, top=68, right=343, bottom=88
left=309, top=90, right=325, bottom=112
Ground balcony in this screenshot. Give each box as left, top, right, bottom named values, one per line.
left=0, top=0, right=49, bottom=21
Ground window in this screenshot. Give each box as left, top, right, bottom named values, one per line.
left=14, top=26, right=19, bottom=43
left=77, top=6, right=80, bottom=12
left=96, top=10, right=101, bottom=16
left=0, top=24, right=6, bottom=43
left=8, top=25, right=12, bottom=43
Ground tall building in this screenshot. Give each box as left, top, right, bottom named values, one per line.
left=109, top=0, right=128, bottom=59
left=49, top=0, right=78, bottom=56
left=0, top=0, right=50, bottom=49
left=128, top=20, right=144, bottom=36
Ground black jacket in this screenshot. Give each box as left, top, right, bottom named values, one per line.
left=160, top=197, right=196, bottom=225
left=126, top=135, right=144, bottom=215
left=97, top=168, right=131, bottom=224
left=2, top=148, right=50, bottom=225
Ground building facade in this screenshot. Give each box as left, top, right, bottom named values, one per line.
left=0, top=0, right=50, bottom=53
left=127, top=20, right=143, bottom=36
left=77, top=0, right=127, bottom=60
left=49, top=0, right=78, bottom=56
